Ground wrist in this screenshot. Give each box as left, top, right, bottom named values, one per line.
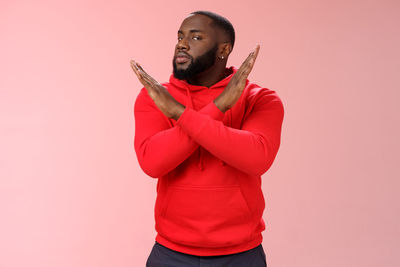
left=213, top=98, right=227, bottom=113
left=171, top=102, right=185, bottom=120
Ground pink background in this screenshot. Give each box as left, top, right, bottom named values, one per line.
left=1, top=0, right=399, bottom=266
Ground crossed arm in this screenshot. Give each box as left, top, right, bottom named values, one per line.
left=134, top=88, right=225, bottom=178
left=131, top=44, right=284, bottom=178
left=134, top=87, right=284, bottom=178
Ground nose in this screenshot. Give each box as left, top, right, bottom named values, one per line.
left=176, top=37, right=189, bottom=51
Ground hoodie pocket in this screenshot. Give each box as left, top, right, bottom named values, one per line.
left=157, top=185, right=253, bottom=248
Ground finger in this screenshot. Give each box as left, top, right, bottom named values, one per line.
left=130, top=60, right=137, bottom=71
left=244, top=45, right=260, bottom=70
left=236, top=53, right=253, bottom=77
left=245, top=45, right=260, bottom=66
left=135, top=62, right=162, bottom=86
left=133, top=64, right=162, bottom=92
left=135, top=62, right=145, bottom=73
left=130, top=59, right=138, bottom=69
left=239, top=46, right=258, bottom=71
left=135, top=62, right=153, bottom=81
left=247, top=45, right=260, bottom=72
left=236, top=46, right=260, bottom=80
left=140, top=73, right=155, bottom=87
left=242, top=50, right=255, bottom=66
left=237, top=55, right=254, bottom=78
left=132, top=62, right=153, bottom=85
left=254, top=44, right=260, bottom=58
left=130, top=60, right=153, bottom=88
left=130, top=60, right=141, bottom=77
left=136, top=65, right=154, bottom=83
left=251, top=44, right=260, bottom=64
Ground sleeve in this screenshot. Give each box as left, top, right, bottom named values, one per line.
left=175, top=89, right=284, bottom=176
left=134, top=87, right=225, bottom=178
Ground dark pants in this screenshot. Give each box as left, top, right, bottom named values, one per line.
left=146, top=241, right=267, bottom=267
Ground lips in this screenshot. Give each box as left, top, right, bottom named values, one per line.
left=176, top=57, right=190, bottom=63
left=175, top=52, right=191, bottom=64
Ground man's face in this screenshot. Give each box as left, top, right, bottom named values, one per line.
left=173, top=14, right=219, bottom=80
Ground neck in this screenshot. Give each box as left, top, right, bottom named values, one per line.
left=186, top=64, right=227, bottom=88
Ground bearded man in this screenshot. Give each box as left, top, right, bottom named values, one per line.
left=131, top=10, right=284, bottom=267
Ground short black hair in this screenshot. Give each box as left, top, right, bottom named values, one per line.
left=189, top=10, right=235, bottom=49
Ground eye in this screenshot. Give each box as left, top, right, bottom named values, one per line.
left=177, top=36, right=202, bottom=41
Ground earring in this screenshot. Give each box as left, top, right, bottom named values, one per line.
left=220, top=56, right=224, bottom=59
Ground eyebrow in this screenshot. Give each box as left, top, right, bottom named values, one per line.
left=177, top=29, right=205, bottom=34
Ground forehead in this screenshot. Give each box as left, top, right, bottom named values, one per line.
left=178, top=14, right=215, bottom=35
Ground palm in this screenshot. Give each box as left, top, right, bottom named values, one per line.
left=130, top=60, right=184, bottom=119
left=215, top=45, right=260, bottom=112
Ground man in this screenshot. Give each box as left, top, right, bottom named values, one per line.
left=131, top=10, right=284, bottom=267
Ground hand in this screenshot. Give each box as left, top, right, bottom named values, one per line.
left=130, top=60, right=185, bottom=120
left=214, top=44, right=260, bottom=113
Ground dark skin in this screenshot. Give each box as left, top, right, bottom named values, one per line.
left=130, top=14, right=260, bottom=120
left=174, top=14, right=231, bottom=88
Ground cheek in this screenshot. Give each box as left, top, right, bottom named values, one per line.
left=190, top=43, right=207, bottom=55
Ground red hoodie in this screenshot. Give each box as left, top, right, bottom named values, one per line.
left=134, top=66, right=284, bottom=256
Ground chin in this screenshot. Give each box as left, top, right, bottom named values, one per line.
left=176, top=64, right=188, bottom=69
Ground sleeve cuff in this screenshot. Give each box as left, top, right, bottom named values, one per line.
left=175, top=106, right=191, bottom=126
left=201, top=100, right=225, bottom=120
left=176, top=101, right=225, bottom=126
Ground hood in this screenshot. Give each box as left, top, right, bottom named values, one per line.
left=167, top=66, right=242, bottom=171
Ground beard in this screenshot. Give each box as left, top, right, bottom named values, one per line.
left=172, top=43, right=219, bottom=80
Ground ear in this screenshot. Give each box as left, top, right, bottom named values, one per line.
left=219, top=42, right=232, bottom=59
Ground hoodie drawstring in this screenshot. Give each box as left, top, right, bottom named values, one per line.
left=184, top=87, right=194, bottom=109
